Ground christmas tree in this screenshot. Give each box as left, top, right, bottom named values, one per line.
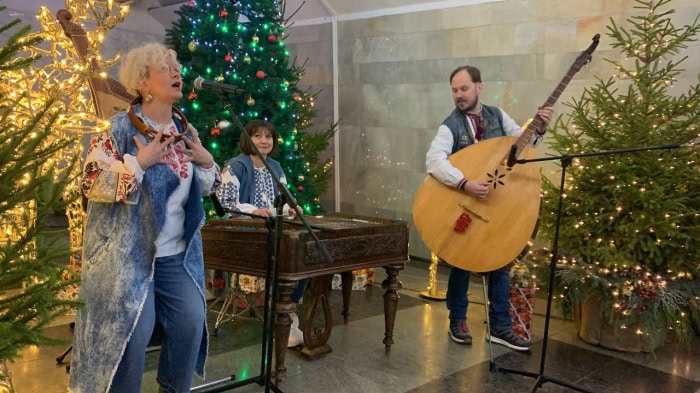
left=165, top=0, right=334, bottom=216
left=0, top=8, right=80, bottom=388
left=536, top=0, right=700, bottom=348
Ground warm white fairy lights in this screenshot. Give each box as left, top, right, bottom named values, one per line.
left=0, top=1, right=129, bottom=267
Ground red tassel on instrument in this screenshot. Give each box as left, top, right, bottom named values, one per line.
left=454, top=213, right=472, bottom=233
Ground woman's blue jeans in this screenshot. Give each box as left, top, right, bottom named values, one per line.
left=446, top=265, right=512, bottom=332
left=110, top=251, right=205, bottom=393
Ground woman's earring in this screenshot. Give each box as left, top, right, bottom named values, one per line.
left=144, top=93, right=153, bottom=102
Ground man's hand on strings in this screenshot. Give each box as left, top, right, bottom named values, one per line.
left=536, top=106, right=554, bottom=131
left=464, top=181, right=490, bottom=201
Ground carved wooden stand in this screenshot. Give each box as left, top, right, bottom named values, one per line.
left=272, top=264, right=404, bottom=382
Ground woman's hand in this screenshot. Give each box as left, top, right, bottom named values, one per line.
left=287, top=205, right=304, bottom=218
left=134, top=129, right=174, bottom=170
left=252, top=208, right=274, bottom=217
left=177, top=128, right=215, bottom=169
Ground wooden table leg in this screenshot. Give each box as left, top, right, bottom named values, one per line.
left=382, top=263, right=404, bottom=354
left=300, top=275, right=333, bottom=359
left=273, top=280, right=296, bottom=383
left=340, top=271, right=353, bottom=323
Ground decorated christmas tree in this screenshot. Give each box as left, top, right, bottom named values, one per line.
left=0, top=8, right=79, bottom=388
left=536, top=0, right=700, bottom=348
left=165, top=0, right=334, bottom=216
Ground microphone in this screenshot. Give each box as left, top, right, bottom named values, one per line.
left=507, top=144, right=518, bottom=168
left=193, top=76, right=245, bottom=95
left=210, top=194, right=227, bottom=217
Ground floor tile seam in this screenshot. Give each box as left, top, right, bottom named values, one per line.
left=545, top=334, right=700, bottom=382
left=584, top=355, right=700, bottom=386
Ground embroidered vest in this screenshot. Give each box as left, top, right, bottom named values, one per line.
left=225, top=154, right=285, bottom=204
left=442, top=104, right=505, bottom=154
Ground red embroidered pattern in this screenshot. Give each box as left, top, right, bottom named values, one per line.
left=81, top=161, right=100, bottom=196
left=82, top=132, right=140, bottom=201
left=162, top=123, right=189, bottom=179
left=163, top=143, right=189, bottom=179
left=117, top=173, right=136, bottom=201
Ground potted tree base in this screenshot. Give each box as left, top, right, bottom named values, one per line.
left=574, top=295, right=663, bottom=353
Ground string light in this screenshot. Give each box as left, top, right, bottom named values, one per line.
left=535, top=1, right=699, bottom=348
left=0, top=1, right=130, bottom=268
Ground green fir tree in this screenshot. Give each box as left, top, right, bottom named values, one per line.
left=165, top=0, right=334, bottom=216
left=536, top=0, right=700, bottom=348
left=0, top=7, right=80, bottom=387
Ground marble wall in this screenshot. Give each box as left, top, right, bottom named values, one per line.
left=285, top=23, right=336, bottom=209
left=3, top=1, right=698, bottom=259
left=328, top=0, right=700, bottom=258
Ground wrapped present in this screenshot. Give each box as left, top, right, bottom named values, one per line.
left=509, top=263, right=536, bottom=341
left=236, top=273, right=266, bottom=293
left=331, top=273, right=342, bottom=289
left=331, top=269, right=372, bottom=291
left=363, top=268, right=376, bottom=284
left=206, top=270, right=267, bottom=299
left=352, top=273, right=368, bottom=290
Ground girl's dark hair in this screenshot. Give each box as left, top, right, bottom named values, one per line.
left=240, top=119, right=278, bottom=155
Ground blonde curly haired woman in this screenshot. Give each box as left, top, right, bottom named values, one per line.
left=69, top=42, right=220, bottom=393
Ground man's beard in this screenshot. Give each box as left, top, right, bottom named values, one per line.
left=455, top=99, right=478, bottom=114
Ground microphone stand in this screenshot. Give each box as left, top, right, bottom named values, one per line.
left=495, top=143, right=681, bottom=393
left=190, top=90, right=333, bottom=393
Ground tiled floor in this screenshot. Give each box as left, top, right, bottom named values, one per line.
left=5, top=261, right=700, bottom=393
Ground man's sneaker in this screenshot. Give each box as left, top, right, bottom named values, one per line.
left=448, top=320, right=473, bottom=344
left=487, top=328, right=531, bottom=351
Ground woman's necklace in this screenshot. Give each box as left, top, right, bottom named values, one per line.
left=140, top=105, right=174, bottom=130
left=143, top=116, right=173, bottom=130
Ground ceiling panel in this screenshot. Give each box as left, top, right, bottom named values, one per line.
left=0, top=0, right=485, bottom=29
left=322, top=0, right=442, bottom=15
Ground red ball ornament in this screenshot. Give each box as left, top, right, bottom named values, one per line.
left=219, top=9, right=228, bottom=18
left=225, top=54, right=233, bottom=62
left=267, top=34, right=277, bottom=43
left=188, top=91, right=197, bottom=100
left=293, top=94, right=301, bottom=102
left=256, top=70, right=266, bottom=79
left=297, top=185, right=304, bottom=192
left=210, top=128, right=221, bottom=136
left=187, top=1, right=195, bottom=7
